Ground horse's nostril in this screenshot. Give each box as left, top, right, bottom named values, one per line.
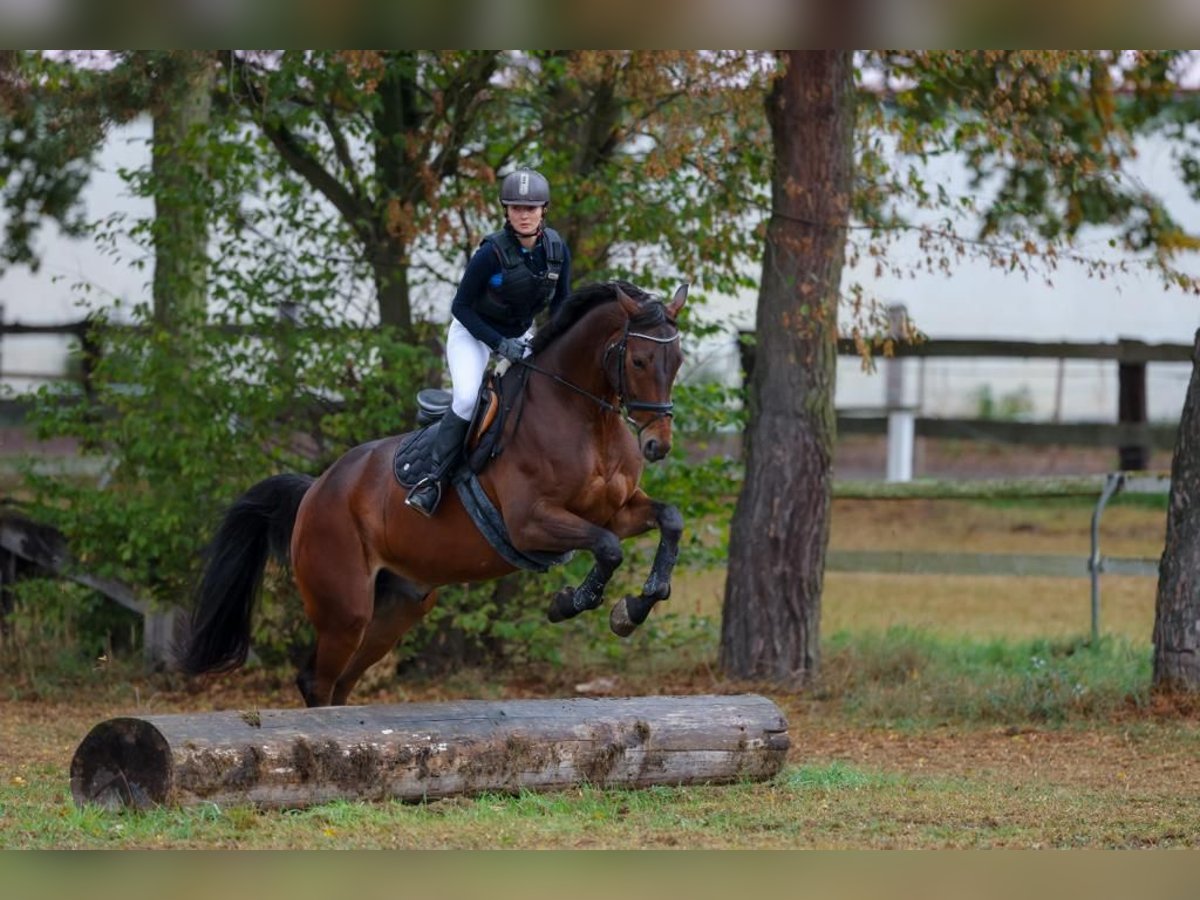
left=643, top=439, right=669, bottom=461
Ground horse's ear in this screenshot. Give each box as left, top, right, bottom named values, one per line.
left=615, top=284, right=641, bottom=318
left=666, top=283, right=689, bottom=319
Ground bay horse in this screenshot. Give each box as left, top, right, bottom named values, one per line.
left=180, top=281, right=687, bottom=707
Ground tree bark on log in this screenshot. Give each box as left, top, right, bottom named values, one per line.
left=1152, top=328, right=1200, bottom=690
left=70, top=694, right=789, bottom=810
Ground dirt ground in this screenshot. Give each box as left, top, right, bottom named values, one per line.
left=786, top=701, right=1200, bottom=794
left=2, top=432, right=1193, bottom=846
left=4, top=672, right=1198, bottom=821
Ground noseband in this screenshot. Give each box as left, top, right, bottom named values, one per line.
left=516, top=315, right=680, bottom=437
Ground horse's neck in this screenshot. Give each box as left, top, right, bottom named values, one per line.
left=536, top=308, right=621, bottom=401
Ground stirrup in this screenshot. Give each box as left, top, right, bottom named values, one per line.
left=404, top=477, right=443, bottom=518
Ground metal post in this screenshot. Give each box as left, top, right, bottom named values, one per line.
left=885, top=305, right=912, bottom=482
left=886, top=410, right=915, bottom=482
left=1053, top=357, right=1065, bottom=423
left=1089, top=472, right=1124, bottom=644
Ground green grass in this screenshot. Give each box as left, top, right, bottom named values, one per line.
left=819, top=627, right=1151, bottom=727
left=6, top=754, right=1197, bottom=849
left=974, top=492, right=1170, bottom=512
left=1, top=626, right=1194, bottom=849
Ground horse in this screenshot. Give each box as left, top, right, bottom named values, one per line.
left=179, top=280, right=688, bottom=707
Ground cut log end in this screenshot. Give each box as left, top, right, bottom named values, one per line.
left=70, top=717, right=173, bottom=810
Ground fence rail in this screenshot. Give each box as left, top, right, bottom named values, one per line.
left=835, top=336, right=1194, bottom=363
left=837, top=415, right=1178, bottom=449
left=832, top=472, right=1171, bottom=642
left=743, top=326, right=1194, bottom=477
left=827, top=549, right=1157, bottom=579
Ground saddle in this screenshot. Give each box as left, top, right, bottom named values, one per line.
left=391, top=366, right=571, bottom=571
left=392, top=366, right=522, bottom=489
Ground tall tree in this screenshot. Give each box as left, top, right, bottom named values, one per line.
left=146, top=51, right=216, bottom=328
left=219, top=51, right=770, bottom=332
left=530, top=51, right=769, bottom=292
left=720, top=51, right=854, bottom=682
left=222, top=51, right=501, bottom=338
left=722, top=51, right=1200, bottom=686
left=0, top=52, right=125, bottom=273
left=17, top=51, right=774, bottom=669
left=1154, top=330, right=1200, bottom=690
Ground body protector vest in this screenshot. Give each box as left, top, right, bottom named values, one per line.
left=473, top=226, right=565, bottom=329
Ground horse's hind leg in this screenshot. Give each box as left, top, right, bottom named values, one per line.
left=294, top=558, right=375, bottom=708
left=329, top=572, right=436, bottom=706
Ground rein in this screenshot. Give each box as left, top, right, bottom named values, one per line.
left=516, top=318, right=680, bottom=436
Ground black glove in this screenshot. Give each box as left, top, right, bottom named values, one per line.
left=495, top=337, right=528, bottom=362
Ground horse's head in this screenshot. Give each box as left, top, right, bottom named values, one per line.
left=609, top=283, right=687, bottom=462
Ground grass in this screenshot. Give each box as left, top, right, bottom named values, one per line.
left=5, top=740, right=1199, bottom=848
left=669, top=493, right=1166, bottom=646
left=819, top=628, right=1151, bottom=726
left=1, top=492, right=1195, bottom=848
left=2, top=621, right=1194, bottom=849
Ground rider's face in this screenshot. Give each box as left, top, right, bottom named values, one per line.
left=506, top=205, right=545, bottom=236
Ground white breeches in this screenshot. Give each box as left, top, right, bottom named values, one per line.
left=445, top=318, right=532, bottom=419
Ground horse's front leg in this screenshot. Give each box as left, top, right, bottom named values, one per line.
left=606, top=491, right=684, bottom=637
left=508, top=507, right=624, bottom=623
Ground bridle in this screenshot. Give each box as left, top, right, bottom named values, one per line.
left=516, top=315, right=680, bottom=437
left=604, top=318, right=680, bottom=425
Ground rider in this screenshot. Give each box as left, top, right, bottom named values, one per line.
left=405, top=167, right=573, bottom=517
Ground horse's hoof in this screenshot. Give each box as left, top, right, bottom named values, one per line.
left=609, top=597, right=637, bottom=637
left=547, top=587, right=574, bottom=623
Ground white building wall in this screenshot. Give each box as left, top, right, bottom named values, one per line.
left=1, top=120, right=1198, bottom=421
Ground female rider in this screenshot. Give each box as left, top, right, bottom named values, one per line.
left=405, top=167, right=573, bottom=517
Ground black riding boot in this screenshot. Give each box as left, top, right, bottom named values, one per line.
left=404, top=411, right=470, bottom=518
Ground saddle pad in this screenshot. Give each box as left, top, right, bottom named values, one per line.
left=392, top=427, right=439, bottom=488
left=392, top=433, right=572, bottom=573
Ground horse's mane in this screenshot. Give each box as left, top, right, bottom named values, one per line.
left=531, top=280, right=664, bottom=354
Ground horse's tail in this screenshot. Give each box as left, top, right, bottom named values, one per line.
left=178, top=473, right=314, bottom=676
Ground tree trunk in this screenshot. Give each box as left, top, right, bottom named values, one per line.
left=151, top=51, right=214, bottom=328
left=1152, top=327, right=1200, bottom=691
left=372, top=53, right=418, bottom=336
left=371, top=244, right=413, bottom=335
left=720, top=51, right=854, bottom=684
left=544, top=56, right=624, bottom=280
left=71, top=695, right=789, bottom=810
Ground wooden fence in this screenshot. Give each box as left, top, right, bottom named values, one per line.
left=5, top=314, right=1193, bottom=465
left=831, top=472, right=1170, bottom=642
left=740, top=327, right=1193, bottom=477
left=0, top=316, right=1188, bottom=662
left=0, top=473, right=1164, bottom=668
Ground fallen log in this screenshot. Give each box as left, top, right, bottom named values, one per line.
left=70, top=694, right=789, bottom=810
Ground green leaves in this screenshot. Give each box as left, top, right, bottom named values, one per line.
left=861, top=51, right=1200, bottom=291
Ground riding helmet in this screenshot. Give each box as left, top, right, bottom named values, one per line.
left=499, top=168, right=550, bottom=206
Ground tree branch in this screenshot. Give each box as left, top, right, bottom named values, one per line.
left=429, top=52, right=500, bottom=183
left=224, top=52, right=374, bottom=246
left=319, top=104, right=369, bottom=208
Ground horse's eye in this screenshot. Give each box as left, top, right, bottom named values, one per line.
left=631, top=357, right=647, bottom=370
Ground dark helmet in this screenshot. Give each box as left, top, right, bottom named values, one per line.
left=500, top=168, right=550, bottom=206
